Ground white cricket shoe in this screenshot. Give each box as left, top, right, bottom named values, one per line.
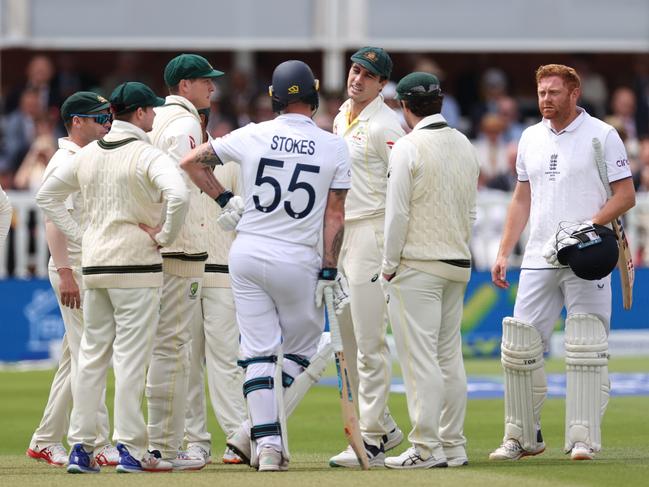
left=187, top=444, right=211, bottom=464
left=169, top=450, right=206, bottom=471
left=222, top=446, right=243, bottom=464
left=95, top=444, right=119, bottom=466
left=226, top=426, right=251, bottom=465
left=329, top=441, right=385, bottom=468
left=26, top=443, right=68, bottom=466
left=385, top=446, right=447, bottom=469
left=447, top=455, right=469, bottom=467
left=383, top=426, right=404, bottom=452
left=257, top=446, right=288, bottom=472
left=571, top=442, right=595, bottom=461
left=489, top=438, right=545, bottom=461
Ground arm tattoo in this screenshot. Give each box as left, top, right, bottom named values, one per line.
left=194, top=144, right=222, bottom=168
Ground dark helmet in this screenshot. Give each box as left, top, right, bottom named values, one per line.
left=269, top=60, right=319, bottom=113
left=557, top=223, right=619, bottom=280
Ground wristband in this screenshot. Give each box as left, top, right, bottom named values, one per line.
left=318, top=267, right=337, bottom=280
left=215, top=190, right=234, bottom=208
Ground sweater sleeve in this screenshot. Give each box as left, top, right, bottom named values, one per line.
left=382, top=139, right=416, bottom=275
left=147, top=154, right=190, bottom=247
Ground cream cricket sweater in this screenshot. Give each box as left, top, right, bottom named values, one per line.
left=36, top=121, right=189, bottom=289
left=382, top=114, right=479, bottom=282
left=150, top=95, right=207, bottom=277
left=203, top=161, right=240, bottom=288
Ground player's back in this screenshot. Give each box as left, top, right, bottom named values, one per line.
left=211, top=113, right=350, bottom=248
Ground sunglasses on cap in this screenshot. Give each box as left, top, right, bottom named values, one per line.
left=71, top=113, right=113, bottom=125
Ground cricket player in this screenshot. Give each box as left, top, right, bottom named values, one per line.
left=146, top=53, right=224, bottom=470
left=184, top=161, right=246, bottom=465
left=329, top=46, right=405, bottom=468
left=36, top=82, right=189, bottom=473
left=489, top=64, right=635, bottom=461
left=27, top=92, right=117, bottom=468
left=0, top=184, right=10, bottom=256
left=381, top=73, right=479, bottom=469
left=180, top=60, right=351, bottom=472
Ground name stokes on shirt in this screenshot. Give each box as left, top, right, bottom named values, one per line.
left=270, top=135, right=316, bottom=155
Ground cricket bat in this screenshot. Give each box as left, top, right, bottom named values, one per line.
left=592, top=137, right=634, bottom=309
left=324, top=287, right=369, bottom=470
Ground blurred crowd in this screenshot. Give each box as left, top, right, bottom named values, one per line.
left=2, top=52, right=649, bottom=270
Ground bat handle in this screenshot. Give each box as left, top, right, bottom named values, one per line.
left=324, top=287, right=344, bottom=353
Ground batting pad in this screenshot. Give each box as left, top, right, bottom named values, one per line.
left=501, top=317, right=547, bottom=451
left=564, top=313, right=609, bottom=452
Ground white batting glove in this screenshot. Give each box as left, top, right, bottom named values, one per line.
left=216, top=195, right=244, bottom=232
left=315, top=268, right=350, bottom=314
left=543, top=220, right=593, bottom=266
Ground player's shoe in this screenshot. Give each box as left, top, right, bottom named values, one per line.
left=66, top=444, right=100, bottom=474
left=570, top=442, right=595, bottom=461
left=329, top=441, right=385, bottom=468
left=115, top=443, right=173, bottom=473
left=383, top=426, right=404, bottom=452
left=169, top=449, right=206, bottom=471
left=226, top=426, right=252, bottom=465
left=489, top=438, right=546, bottom=461
left=384, top=446, right=448, bottom=469
left=447, top=455, right=469, bottom=467
left=95, top=444, right=119, bottom=466
left=223, top=446, right=244, bottom=464
left=187, top=444, right=211, bottom=465
left=257, top=446, right=288, bottom=472
left=26, top=443, right=68, bottom=466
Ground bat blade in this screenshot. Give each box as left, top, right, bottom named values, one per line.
left=325, top=287, right=369, bottom=470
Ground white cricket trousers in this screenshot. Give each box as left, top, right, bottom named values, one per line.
left=383, top=267, right=467, bottom=460
left=229, top=234, right=323, bottom=454
left=514, top=269, right=612, bottom=348
left=31, top=267, right=111, bottom=449
left=68, top=287, right=159, bottom=460
left=147, top=273, right=203, bottom=459
left=338, top=216, right=394, bottom=445
left=185, top=286, right=245, bottom=450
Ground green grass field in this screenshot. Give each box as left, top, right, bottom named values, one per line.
left=1, top=357, right=648, bottom=486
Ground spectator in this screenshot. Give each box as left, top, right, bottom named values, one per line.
left=2, top=88, right=44, bottom=174
left=470, top=68, right=508, bottom=137
left=573, top=56, right=608, bottom=118
left=101, top=52, right=153, bottom=96
left=474, top=113, right=510, bottom=188
left=497, top=96, right=525, bottom=143
left=4, top=55, right=60, bottom=114
left=632, top=55, right=649, bottom=137
left=14, top=115, right=58, bottom=191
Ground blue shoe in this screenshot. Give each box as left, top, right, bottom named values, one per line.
left=67, top=444, right=100, bottom=474
left=115, top=443, right=173, bottom=473
left=115, top=443, right=144, bottom=473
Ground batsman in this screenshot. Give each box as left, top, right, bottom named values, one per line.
left=490, top=64, right=635, bottom=461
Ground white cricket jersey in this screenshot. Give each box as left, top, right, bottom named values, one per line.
left=517, top=108, right=631, bottom=268
left=333, top=94, right=404, bottom=222
left=210, top=113, right=350, bottom=248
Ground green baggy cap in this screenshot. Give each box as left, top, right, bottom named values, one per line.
left=164, top=54, right=224, bottom=87
left=109, top=82, right=165, bottom=114
left=350, top=47, right=393, bottom=79
left=60, top=91, right=110, bottom=121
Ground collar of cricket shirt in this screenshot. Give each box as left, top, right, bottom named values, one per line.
left=542, top=106, right=587, bottom=135
left=103, top=120, right=151, bottom=143
left=58, top=137, right=81, bottom=153
left=412, top=113, right=447, bottom=131
left=162, top=94, right=201, bottom=120
left=340, top=93, right=385, bottom=123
